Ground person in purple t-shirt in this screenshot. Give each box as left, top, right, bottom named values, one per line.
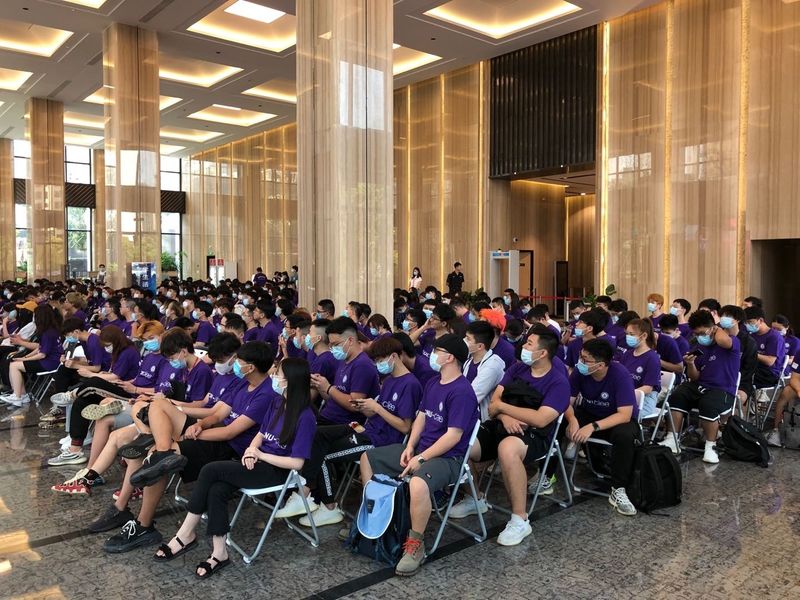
left=305, top=319, right=338, bottom=406
left=392, top=331, right=438, bottom=388
left=645, top=292, right=666, bottom=332
left=565, top=308, right=616, bottom=370
left=102, top=341, right=279, bottom=555
left=192, top=301, right=217, bottom=348
left=361, top=334, right=478, bottom=577
left=744, top=305, right=786, bottom=388
left=275, top=336, right=419, bottom=528
left=567, top=338, right=640, bottom=517
left=449, top=325, right=569, bottom=547
left=617, top=318, right=662, bottom=416
left=311, top=317, right=380, bottom=426
left=660, top=310, right=741, bottom=464
left=46, top=317, right=109, bottom=402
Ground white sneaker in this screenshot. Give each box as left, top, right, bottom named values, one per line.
left=564, top=442, right=577, bottom=460
left=659, top=434, right=680, bottom=455
left=497, top=516, right=532, bottom=546
left=299, top=503, right=344, bottom=527
left=609, top=487, right=637, bottom=516
left=449, top=496, right=488, bottom=519
left=1, top=394, right=30, bottom=407
left=528, top=474, right=556, bottom=496
left=703, top=444, right=720, bottom=464
left=766, top=429, right=782, bottom=448
left=50, top=390, right=76, bottom=407
left=48, top=449, right=87, bottom=466
left=274, top=491, right=318, bottom=519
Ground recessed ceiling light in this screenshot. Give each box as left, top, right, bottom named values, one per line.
left=63, top=111, right=105, bottom=129
left=243, top=78, right=296, bottom=104
left=0, top=67, right=33, bottom=91
left=393, top=45, right=441, bottom=75
left=224, top=0, right=284, bottom=24
left=188, top=105, right=276, bottom=127
left=84, top=87, right=183, bottom=111
left=61, top=0, right=107, bottom=7
left=424, top=0, right=581, bottom=39
left=64, top=131, right=103, bottom=146
left=160, top=143, right=185, bottom=155
left=0, top=18, right=73, bottom=57
left=159, top=54, right=243, bottom=88
left=160, top=126, right=224, bottom=143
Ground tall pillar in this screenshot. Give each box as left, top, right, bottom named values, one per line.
left=103, top=23, right=160, bottom=289
left=296, top=0, right=394, bottom=316
left=25, top=98, right=65, bottom=281
left=92, top=148, right=106, bottom=274
left=0, top=139, right=14, bottom=281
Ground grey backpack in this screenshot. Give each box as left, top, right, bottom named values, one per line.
left=779, top=400, right=800, bottom=450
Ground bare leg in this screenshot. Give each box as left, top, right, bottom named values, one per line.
left=9, top=362, right=26, bottom=396
left=408, top=477, right=432, bottom=534
left=90, top=425, right=138, bottom=474
left=498, top=437, right=528, bottom=519
left=156, top=512, right=201, bottom=559
left=701, top=419, right=719, bottom=442
left=359, top=452, right=373, bottom=483
left=137, top=476, right=170, bottom=527
left=146, top=401, right=189, bottom=451
left=87, top=415, right=115, bottom=467
left=114, top=457, right=143, bottom=511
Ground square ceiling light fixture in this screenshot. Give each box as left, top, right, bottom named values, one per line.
left=424, top=0, right=581, bottom=39
left=242, top=78, right=296, bottom=104
left=188, top=104, right=276, bottom=127
left=63, top=111, right=106, bottom=129
left=393, top=45, right=441, bottom=75
left=188, top=0, right=296, bottom=53
left=63, top=131, right=103, bottom=146
left=160, top=143, right=185, bottom=155
left=160, top=126, right=224, bottom=143
left=83, top=86, right=182, bottom=110
left=0, top=19, right=73, bottom=57
left=159, top=54, right=243, bottom=88
left=61, top=0, right=107, bottom=7
left=0, top=67, right=33, bottom=91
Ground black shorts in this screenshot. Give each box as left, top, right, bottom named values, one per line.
left=365, top=443, right=462, bottom=493
left=179, top=414, right=197, bottom=435
left=22, top=360, right=47, bottom=375
left=669, top=381, right=734, bottom=421
left=476, top=420, right=550, bottom=464
left=177, top=439, right=238, bottom=482
left=754, top=367, right=780, bottom=390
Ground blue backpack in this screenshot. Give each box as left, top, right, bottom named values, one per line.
left=346, top=474, right=410, bottom=567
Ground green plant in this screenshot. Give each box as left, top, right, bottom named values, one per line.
left=459, top=287, right=486, bottom=307
left=161, top=252, right=178, bottom=272
left=582, top=284, right=617, bottom=308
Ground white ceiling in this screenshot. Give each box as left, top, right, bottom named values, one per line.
left=0, top=0, right=659, bottom=157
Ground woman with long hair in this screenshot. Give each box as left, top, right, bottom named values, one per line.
left=409, top=267, right=422, bottom=292
left=153, top=357, right=316, bottom=578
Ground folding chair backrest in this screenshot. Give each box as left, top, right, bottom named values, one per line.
left=634, top=390, right=645, bottom=424
left=660, top=371, right=675, bottom=396
left=454, top=420, right=481, bottom=484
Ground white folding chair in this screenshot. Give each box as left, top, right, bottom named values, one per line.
left=28, top=369, right=58, bottom=405
left=226, top=469, right=319, bottom=564
left=641, top=371, right=679, bottom=449
left=753, top=356, right=790, bottom=430
left=569, top=390, right=645, bottom=499
left=428, top=420, right=487, bottom=555
left=483, top=412, right=573, bottom=516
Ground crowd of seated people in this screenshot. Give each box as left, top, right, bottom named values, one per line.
left=0, top=273, right=797, bottom=579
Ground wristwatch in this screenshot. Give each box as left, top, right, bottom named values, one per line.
left=417, top=456, right=426, bottom=464
left=591, top=421, right=600, bottom=432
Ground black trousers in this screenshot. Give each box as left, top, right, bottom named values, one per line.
left=68, top=377, right=132, bottom=443
left=51, top=366, right=81, bottom=396
left=187, top=460, right=289, bottom=536
left=0, top=346, right=19, bottom=386
left=301, top=424, right=372, bottom=504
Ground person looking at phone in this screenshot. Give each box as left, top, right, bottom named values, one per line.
left=659, top=310, right=742, bottom=463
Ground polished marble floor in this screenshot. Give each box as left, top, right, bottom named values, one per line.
left=0, top=404, right=798, bottom=600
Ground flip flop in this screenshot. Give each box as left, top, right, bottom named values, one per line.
left=195, top=556, right=231, bottom=579
left=153, top=535, right=197, bottom=562
left=81, top=400, right=125, bottom=421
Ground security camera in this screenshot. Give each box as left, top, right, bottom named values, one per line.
left=512, top=237, right=519, bottom=243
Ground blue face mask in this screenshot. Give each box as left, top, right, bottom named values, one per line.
left=143, top=339, right=160, bottom=352
left=745, top=323, right=759, bottom=334
left=292, top=336, right=302, bottom=349
left=611, top=314, right=619, bottom=324
left=191, top=310, right=200, bottom=320
left=169, top=357, right=186, bottom=369
left=64, top=335, right=79, bottom=345
left=719, top=316, right=735, bottom=330
left=697, top=334, right=714, bottom=346
left=669, top=306, right=680, bottom=316
left=275, top=307, right=282, bottom=317
left=233, top=360, right=246, bottom=379
left=331, top=343, right=348, bottom=361
left=520, top=348, right=539, bottom=366
left=369, top=327, right=379, bottom=337
left=341, top=310, right=348, bottom=317
left=576, top=360, right=591, bottom=376
left=468, top=313, right=476, bottom=323
left=304, top=333, right=314, bottom=349
left=625, top=334, right=641, bottom=349
left=429, top=351, right=442, bottom=372
left=376, top=358, right=393, bottom=376
left=216, top=323, right=225, bottom=333
left=271, top=376, right=285, bottom=396
left=503, top=296, right=511, bottom=306
left=574, top=326, right=585, bottom=338
left=315, top=312, right=323, bottom=320
left=647, top=302, right=658, bottom=313
left=423, top=309, right=433, bottom=320
left=402, top=320, right=412, bottom=332
left=281, top=329, right=290, bottom=340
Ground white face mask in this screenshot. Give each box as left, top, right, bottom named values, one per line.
left=104, top=344, right=113, bottom=353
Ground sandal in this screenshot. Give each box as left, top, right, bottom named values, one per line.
left=153, top=535, right=197, bottom=562
left=195, top=555, right=231, bottom=579
left=117, top=435, right=155, bottom=459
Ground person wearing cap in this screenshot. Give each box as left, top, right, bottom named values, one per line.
left=359, top=333, right=479, bottom=577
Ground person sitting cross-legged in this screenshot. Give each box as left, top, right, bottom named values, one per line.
left=359, top=333, right=478, bottom=577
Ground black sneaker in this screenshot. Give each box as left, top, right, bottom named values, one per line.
left=88, top=504, right=135, bottom=534
left=103, top=520, right=162, bottom=553
left=130, top=450, right=188, bottom=488
left=117, top=434, right=155, bottom=460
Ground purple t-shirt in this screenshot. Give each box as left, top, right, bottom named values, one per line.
left=678, top=323, right=692, bottom=339
left=465, top=361, right=479, bottom=383
left=84, top=333, right=111, bottom=371
left=154, top=361, right=184, bottom=395
left=258, top=404, right=317, bottom=459
left=195, top=320, right=217, bottom=345
left=417, top=329, right=436, bottom=358
left=673, top=333, right=690, bottom=357
left=650, top=313, right=665, bottom=332
left=566, top=335, right=617, bottom=368
left=569, top=361, right=638, bottom=420
left=284, top=338, right=307, bottom=359
left=319, top=351, right=381, bottom=424
left=492, top=337, right=517, bottom=370
left=617, top=348, right=661, bottom=391
left=111, top=345, right=140, bottom=380
left=243, top=327, right=261, bottom=343
left=606, top=323, right=624, bottom=342
left=751, top=328, right=787, bottom=379
left=416, top=375, right=478, bottom=458
left=499, top=361, right=570, bottom=415
left=656, top=333, right=682, bottom=367
left=132, top=353, right=166, bottom=388
left=222, top=377, right=279, bottom=456
left=412, top=355, right=437, bottom=388
left=783, top=335, right=800, bottom=375
left=310, top=350, right=339, bottom=384
left=204, top=372, right=238, bottom=409
left=37, top=329, right=62, bottom=371
left=364, top=373, right=421, bottom=447
left=693, top=336, right=742, bottom=395
left=185, top=359, right=214, bottom=402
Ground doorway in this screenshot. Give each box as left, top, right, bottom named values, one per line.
left=750, top=240, right=800, bottom=326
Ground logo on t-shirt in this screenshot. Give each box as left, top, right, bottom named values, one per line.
left=392, top=392, right=398, bottom=401
left=343, top=375, right=348, bottom=383
left=169, top=373, right=176, bottom=380
left=438, top=401, right=444, bottom=411
left=636, top=366, right=643, bottom=374
left=601, top=392, right=609, bottom=400
left=760, top=343, right=765, bottom=350
left=150, top=366, right=156, bottom=372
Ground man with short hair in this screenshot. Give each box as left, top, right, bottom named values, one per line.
left=446, top=262, right=465, bottom=296
left=742, top=296, right=763, bottom=309
left=744, top=305, right=786, bottom=389
left=316, top=299, right=336, bottom=321
left=463, top=320, right=506, bottom=420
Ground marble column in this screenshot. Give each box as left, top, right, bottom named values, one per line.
left=92, top=148, right=106, bottom=274
left=296, top=0, right=394, bottom=317
left=25, top=98, right=65, bottom=281
left=102, top=23, right=161, bottom=289
left=0, top=139, right=14, bottom=281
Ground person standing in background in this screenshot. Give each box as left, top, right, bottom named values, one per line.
left=409, top=267, right=422, bottom=291
left=446, top=262, right=464, bottom=296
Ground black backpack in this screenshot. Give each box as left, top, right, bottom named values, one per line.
left=627, top=441, right=682, bottom=514
left=719, top=416, right=771, bottom=467
left=346, top=475, right=411, bottom=567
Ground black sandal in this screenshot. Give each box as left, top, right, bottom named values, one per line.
left=153, top=535, right=197, bottom=562
left=118, top=435, right=155, bottom=459
left=195, top=556, right=230, bottom=579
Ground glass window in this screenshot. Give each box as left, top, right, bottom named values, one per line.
left=121, top=211, right=137, bottom=233
left=65, top=145, right=90, bottom=164
left=66, top=206, right=92, bottom=277
left=161, top=171, right=180, bottom=191
left=15, top=229, right=29, bottom=273
left=161, top=212, right=180, bottom=234
left=15, top=204, right=28, bottom=229
left=161, top=212, right=182, bottom=276
left=13, top=140, right=30, bottom=158
left=161, top=156, right=180, bottom=172
left=13, top=157, right=29, bottom=179
left=66, top=162, right=91, bottom=184
left=64, top=144, right=92, bottom=184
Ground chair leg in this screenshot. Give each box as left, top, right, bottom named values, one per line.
left=429, top=471, right=487, bottom=555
